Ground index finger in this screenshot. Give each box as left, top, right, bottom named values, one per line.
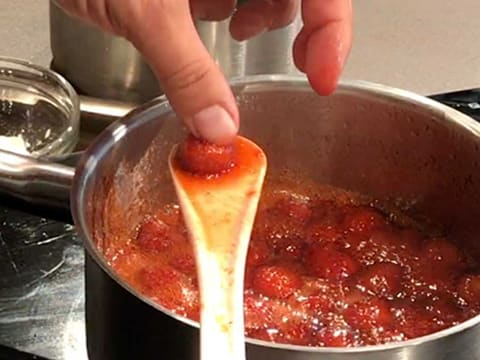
left=294, top=0, right=352, bottom=95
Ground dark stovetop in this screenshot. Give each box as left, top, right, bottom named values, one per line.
left=1, top=89, right=480, bottom=360
left=0, top=202, right=84, bottom=360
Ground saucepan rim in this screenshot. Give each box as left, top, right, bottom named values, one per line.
left=72, top=74, right=480, bottom=353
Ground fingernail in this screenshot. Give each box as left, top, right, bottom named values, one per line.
left=190, top=105, right=238, bottom=145
left=183, top=117, right=200, bottom=138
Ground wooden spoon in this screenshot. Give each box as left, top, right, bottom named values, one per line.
left=169, top=136, right=267, bottom=360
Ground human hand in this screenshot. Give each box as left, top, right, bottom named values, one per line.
left=231, top=0, right=352, bottom=96
left=56, top=0, right=352, bottom=144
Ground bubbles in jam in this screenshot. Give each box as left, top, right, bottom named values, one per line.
left=107, top=187, right=480, bottom=347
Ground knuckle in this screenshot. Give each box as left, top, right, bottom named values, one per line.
left=211, top=0, right=237, bottom=20
left=146, top=0, right=180, bottom=18
left=192, top=0, right=236, bottom=21
left=274, top=0, right=300, bottom=27
left=160, top=58, right=213, bottom=94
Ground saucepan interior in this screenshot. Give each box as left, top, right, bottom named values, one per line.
left=72, top=75, right=480, bottom=357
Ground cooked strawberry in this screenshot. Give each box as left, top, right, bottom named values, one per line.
left=243, top=292, right=274, bottom=329
left=306, top=244, right=359, bottom=280
left=140, top=267, right=182, bottom=303
left=276, top=322, right=313, bottom=346
left=315, top=323, right=355, bottom=347
left=301, top=293, right=336, bottom=314
left=177, top=134, right=236, bottom=176
left=457, top=274, right=480, bottom=306
left=275, top=194, right=313, bottom=223
left=136, top=218, right=181, bottom=252
left=354, top=262, right=403, bottom=298
left=305, top=222, right=343, bottom=245
left=244, top=267, right=255, bottom=289
left=245, top=328, right=274, bottom=342
left=394, top=303, right=446, bottom=339
left=169, top=244, right=196, bottom=275
left=275, top=236, right=305, bottom=261
left=252, top=209, right=304, bottom=248
left=344, top=298, right=393, bottom=331
left=246, top=240, right=270, bottom=266
left=252, top=265, right=302, bottom=299
left=421, top=238, right=464, bottom=270
left=343, top=206, right=386, bottom=233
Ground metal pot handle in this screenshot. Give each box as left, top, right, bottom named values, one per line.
left=79, top=95, right=138, bottom=133
left=0, top=150, right=74, bottom=210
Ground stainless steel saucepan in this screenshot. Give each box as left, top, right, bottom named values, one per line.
left=2, top=76, right=480, bottom=360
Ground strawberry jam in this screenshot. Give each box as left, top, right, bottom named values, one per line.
left=107, top=187, right=480, bottom=347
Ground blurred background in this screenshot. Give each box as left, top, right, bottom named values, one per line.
left=2, top=0, right=479, bottom=96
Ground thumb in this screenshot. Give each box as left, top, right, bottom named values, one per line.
left=126, top=0, right=238, bottom=145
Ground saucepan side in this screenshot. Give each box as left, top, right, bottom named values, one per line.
left=61, top=75, right=480, bottom=360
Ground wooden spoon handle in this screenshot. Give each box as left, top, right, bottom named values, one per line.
left=196, top=237, right=248, bottom=360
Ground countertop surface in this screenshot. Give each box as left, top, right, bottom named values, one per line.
left=2, top=0, right=480, bottom=95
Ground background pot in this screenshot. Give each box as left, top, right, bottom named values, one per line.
left=49, top=1, right=302, bottom=103
left=1, top=77, right=480, bottom=359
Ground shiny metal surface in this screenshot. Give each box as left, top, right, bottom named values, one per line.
left=78, top=95, right=137, bottom=135
left=79, top=96, right=137, bottom=122
left=49, top=2, right=159, bottom=103
left=48, top=1, right=301, bottom=103
left=69, top=76, right=480, bottom=359
left=0, top=150, right=73, bottom=210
